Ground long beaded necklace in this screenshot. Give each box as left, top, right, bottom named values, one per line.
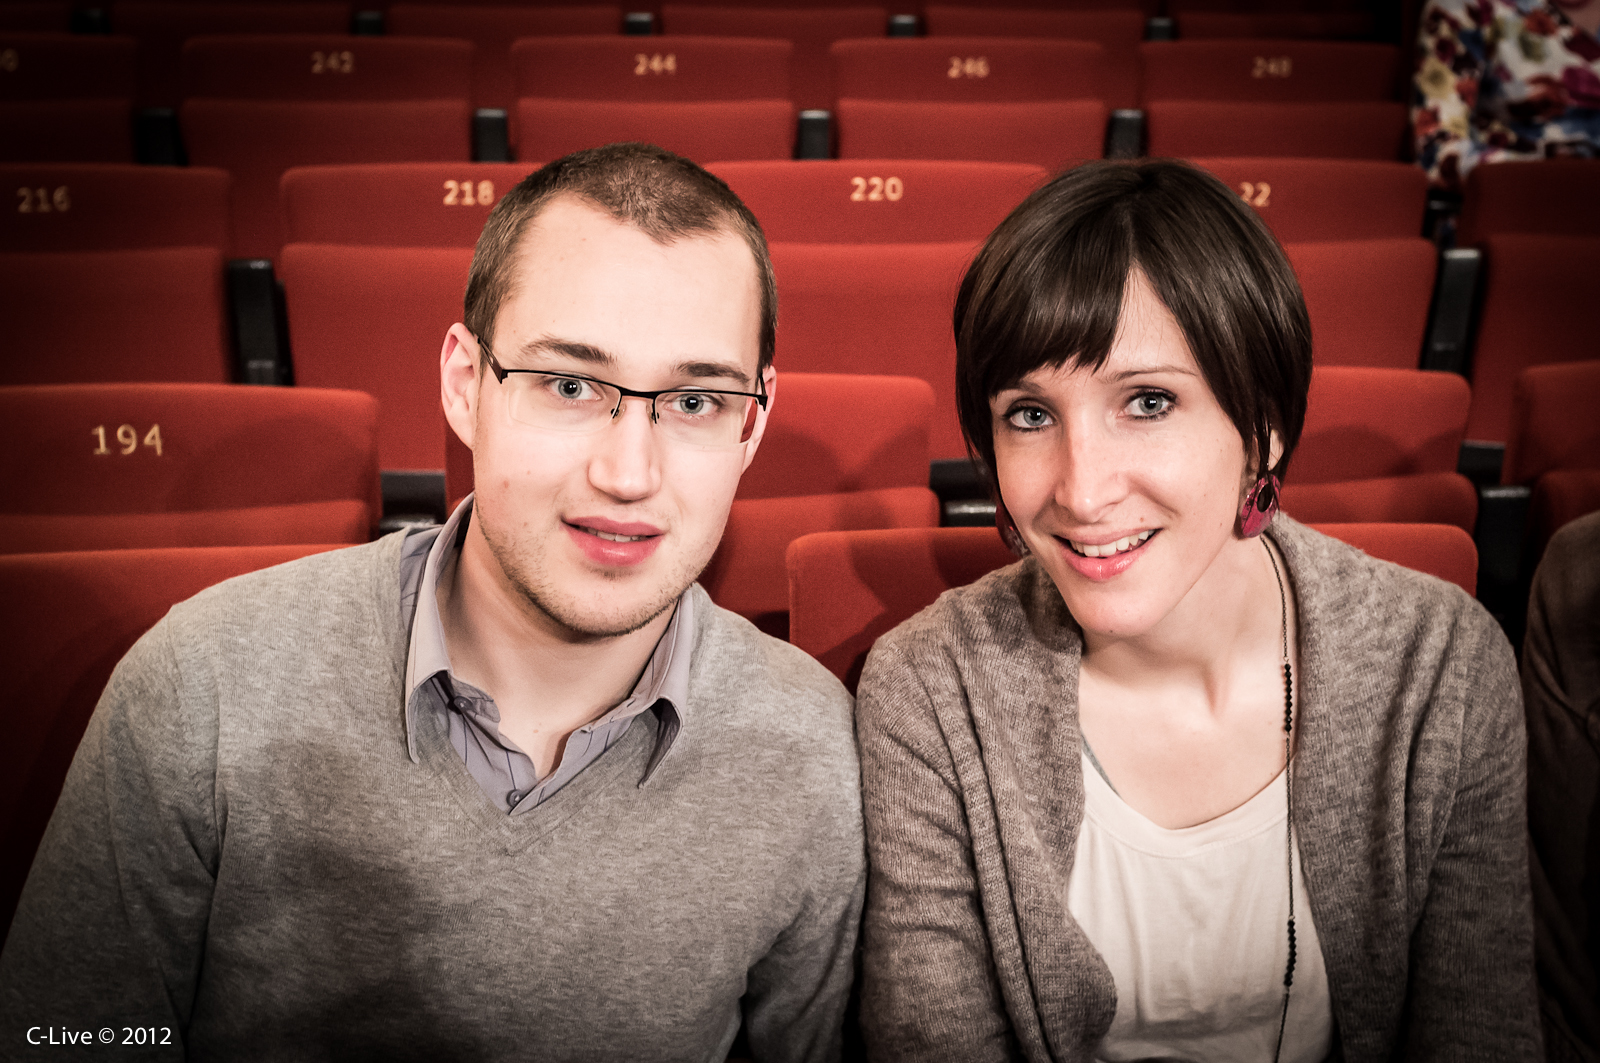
left=1264, top=538, right=1297, bottom=1063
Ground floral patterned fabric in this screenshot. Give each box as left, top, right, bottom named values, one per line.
left=1414, top=0, right=1600, bottom=190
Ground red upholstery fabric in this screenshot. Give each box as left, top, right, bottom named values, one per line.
left=0, top=542, right=346, bottom=944
left=0, top=163, right=230, bottom=251
left=1468, top=235, right=1600, bottom=442
left=280, top=243, right=472, bottom=473
left=514, top=98, right=793, bottom=164
left=1292, top=366, right=1470, bottom=482
left=834, top=99, right=1107, bottom=169
left=831, top=38, right=1108, bottom=103
left=182, top=98, right=472, bottom=260
left=512, top=35, right=792, bottom=101
left=1145, top=100, right=1409, bottom=159
left=180, top=35, right=473, bottom=101
left=706, top=159, right=1046, bottom=243
left=787, top=521, right=1477, bottom=692
left=1504, top=361, right=1600, bottom=484
left=0, top=247, right=229, bottom=384
left=1139, top=40, right=1401, bottom=102
left=1532, top=470, right=1600, bottom=550
left=661, top=5, right=885, bottom=113
left=387, top=4, right=619, bottom=110
left=1307, top=522, right=1478, bottom=595
left=739, top=373, right=934, bottom=500
left=1284, top=238, right=1436, bottom=369
left=0, top=100, right=134, bottom=162
left=1282, top=475, right=1477, bottom=532
left=1456, top=159, right=1600, bottom=246
left=769, top=240, right=974, bottom=460
left=114, top=2, right=352, bottom=106
left=0, top=33, right=136, bottom=99
left=281, top=162, right=539, bottom=246
left=1173, top=12, right=1376, bottom=39
left=0, top=4, right=71, bottom=31
left=920, top=7, right=1144, bottom=109
left=0, top=382, right=380, bottom=541
left=1188, top=158, right=1427, bottom=242
left=701, top=486, right=940, bottom=634
left=0, top=502, right=369, bottom=553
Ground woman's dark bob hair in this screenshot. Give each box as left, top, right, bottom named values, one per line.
left=955, top=158, right=1313, bottom=486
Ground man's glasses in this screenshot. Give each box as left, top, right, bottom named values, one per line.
left=481, top=343, right=767, bottom=449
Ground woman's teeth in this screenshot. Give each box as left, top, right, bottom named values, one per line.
left=1070, top=529, right=1155, bottom=558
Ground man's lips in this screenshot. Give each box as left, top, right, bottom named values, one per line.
left=563, top=518, right=663, bottom=567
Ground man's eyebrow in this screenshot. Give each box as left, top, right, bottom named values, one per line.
left=515, top=337, right=616, bottom=368
left=673, top=360, right=752, bottom=389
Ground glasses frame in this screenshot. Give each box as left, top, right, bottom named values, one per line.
left=480, top=341, right=769, bottom=446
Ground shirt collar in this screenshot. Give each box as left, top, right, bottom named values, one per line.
left=400, top=493, right=694, bottom=782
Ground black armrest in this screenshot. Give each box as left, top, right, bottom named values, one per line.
left=226, top=259, right=291, bottom=386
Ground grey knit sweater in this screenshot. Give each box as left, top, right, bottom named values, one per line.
left=0, top=533, right=866, bottom=1061
left=855, top=517, right=1540, bottom=1062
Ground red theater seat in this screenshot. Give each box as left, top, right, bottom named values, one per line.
left=0, top=33, right=136, bottom=100
left=835, top=98, right=1107, bottom=169
left=787, top=521, right=1478, bottom=691
left=1504, top=361, right=1600, bottom=547
left=1139, top=40, right=1401, bottom=103
left=1145, top=100, right=1409, bottom=159
left=1284, top=238, right=1436, bottom=369
left=769, top=240, right=974, bottom=461
left=832, top=37, right=1108, bottom=103
left=707, top=159, right=1045, bottom=243
left=1173, top=11, right=1377, bottom=40
left=0, top=100, right=134, bottom=162
left=279, top=242, right=472, bottom=473
left=0, top=3, right=71, bottom=31
left=1467, top=234, right=1599, bottom=443
left=920, top=6, right=1144, bottom=109
left=1283, top=367, right=1476, bottom=531
left=281, top=162, right=538, bottom=246
left=1456, top=159, right=1600, bottom=246
left=0, top=247, right=230, bottom=385
left=387, top=4, right=620, bottom=110
left=512, top=35, right=792, bottom=101
left=113, top=1, right=354, bottom=106
left=0, top=383, right=380, bottom=553
left=0, top=541, right=346, bottom=946
left=181, top=34, right=472, bottom=102
left=0, top=163, right=231, bottom=251
left=661, top=5, right=886, bottom=113
left=515, top=98, right=794, bottom=163
left=1189, top=158, right=1426, bottom=242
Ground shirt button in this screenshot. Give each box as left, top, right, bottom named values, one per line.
left=506, top=790, right=521, bottom=806
left=451, top=697, right=471, bottom=713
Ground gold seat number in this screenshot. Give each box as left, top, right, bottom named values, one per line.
left=948, top=56, right=989, bottom=78
left=16, top=186, right=70, bottom=213
left=442, top=179, right=494, bottom=206
left=1239, top=181, right=1271, bottom=207
left=850, top=176, right=904, bottom=202
left=92, top=424, right=163, bottom=456
left=312, top=50, right=354, bottom=74
left=1252, top=56, right=1292, bottom=78
left=635, top=53, right=676, bottom=75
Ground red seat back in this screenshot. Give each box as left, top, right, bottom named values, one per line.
left=1145, top=100, right=1409, bottom=159
left=1468, top=235, right=1600, bottom=443
left=1190, top=158, right=1426, bottom=242
left=0, top=163, right=230, bottom=251
left=387, top=4, right=620, bottom=110
left=114, top=2, right=353, bottom=106
left=0, top=542, right=346, bottom=946
left=182, top=98, right=472, bottom=260
left=1504, top=360, right=1600, bottom=485
left=1310, top=522, right=1478, bottom=595
left=707, top=159, right=1045, bottom=243
left=770, top=240, right=974, bottom=461
left=920, top=6, right=1144, bottom=109
left=514, top=98, right=794, bottom=164
left=1284, top=238, right=1435, bottom=369
left=0, top=4, right=71, bottom=31
left=0, top=382, right=380, bottom=550
left=1531, top=471, right=1600, bottom=549
left=834, top=99, right=1107, bottom=169
left=1292, top=367, right=1470, bottom=482
left=512, top=35, right=792, bottom=101
left=1173, top=11, right=1376, bottom=39
left=0, top=33, right=136, bottom=99
left=832, top=37, right=1108, bottom=103
left=1139, top=40, right=1401, bottom=102
left=181, top=34, right=473, bottom=101
left=0, top=100, right=134, bottom=162
left=0, top=247, right=230, bottom=384
left=280, top=242, right=472, bottom=473
left=281, top=162, right=539, bottom=246
left=1456, top=159, right=1600, bottom=246
left=662, top=5, right=886, bottom=113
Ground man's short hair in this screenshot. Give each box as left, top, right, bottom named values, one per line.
left=465, top=142, right=778, bottom=372
left=954, top=158, right=1313, bottom=485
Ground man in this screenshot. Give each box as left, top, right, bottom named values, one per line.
left=0, top=144, right=865, bottom=1060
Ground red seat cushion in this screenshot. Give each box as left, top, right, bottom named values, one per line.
left=0, top=502, right=369, bottom=553
left=1285, top=238, right=1436, bottom=369
left=0, top=163, right=230, bottom=251
left=512, top=35, right=792, bottom=101
left=1308, top=522, right=1478, bottom=595
left=1504, top=360, right=1600, bottom=484
left=835, top=99, right=1108, bottom=170
left=0, top=100, right=134, bottom=163
left=280, top=162, right=540, bottom=247
left=1292, top=366, right=1470, bottom=482
left=514, top=98, right=794, bottom=165
left=1282, top=474, right=1477, bottom=532
left=1145, top=100, right=1409, bottom=160
left=180, top=35, right=473, bottom=101
left=921, top=7, right=1145, bottom=109
left=830, top=37, right=1109, bottom=103
left=1188, top=158, right=1427, bottom=243
left=1139, top=40, right=1401, bottom=103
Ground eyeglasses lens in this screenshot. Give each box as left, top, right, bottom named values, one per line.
left=505, top=374, right=756, bottom=447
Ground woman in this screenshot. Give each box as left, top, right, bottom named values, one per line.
left=854, top=160, right=1539, bottom=1061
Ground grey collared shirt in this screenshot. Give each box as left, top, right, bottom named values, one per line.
left=399, top=495, right=692, bottom=814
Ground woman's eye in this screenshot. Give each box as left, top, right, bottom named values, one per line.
left=1006, top=406, right=1052, bottom=430
left=1129, top=392, right=1173, bottom=418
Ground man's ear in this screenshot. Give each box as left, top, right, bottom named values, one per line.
left=441, top=323, right=481, bottom=451
left=739, top=365, right=778, bottom=474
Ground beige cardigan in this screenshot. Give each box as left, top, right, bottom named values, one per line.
left=855, top=517, right=1540, bottom=1062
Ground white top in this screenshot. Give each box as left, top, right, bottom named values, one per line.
left=1066, top=751, right=1334, bottom=1063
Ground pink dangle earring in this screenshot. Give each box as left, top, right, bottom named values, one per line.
left=1238, top=474, right=1281, bottom=538
left=996, top=498, right=1030, bottom=557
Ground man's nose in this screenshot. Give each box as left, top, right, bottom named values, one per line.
left=586, top=395, right=662, bottom=502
